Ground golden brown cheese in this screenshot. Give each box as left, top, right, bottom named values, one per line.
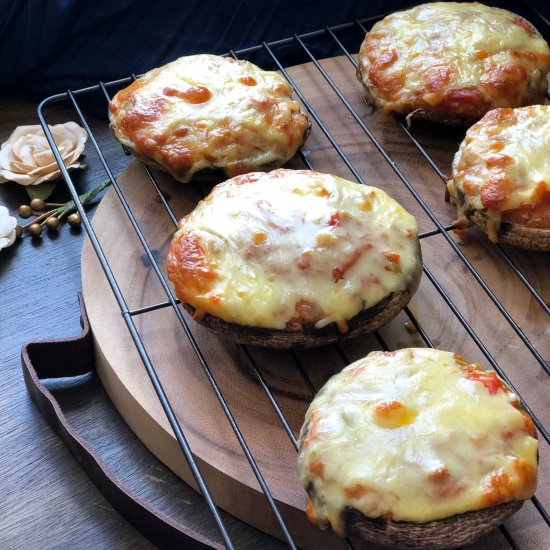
left=109, top=54, right=309, bottom=182
left=298, top=349, right=538, bottom=533
left=449, top=105, right=550, bottom=239
left=166, top=169, right=421, bottom=331
left=357, top=2, right=550, bottom=120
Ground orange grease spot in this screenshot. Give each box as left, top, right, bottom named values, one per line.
left=486, top=154, right=513, bottom=169
left=483, top=470, right=514, bottom=506
left=166, top=231, right=217, bottom=303
left=373, top=399, right=415, bottom=429
left=489, top=140, right=505, bottom=152
left=481, top=174, right=516, bottom=211
left=163, top=85, right=212, bottom=104
left=306, top=497, right=319, bottom=523
left=513, top=458, right=537, bottom=490
left=424, top=61, right=451, bottom=93
left=308, top=460, right=325, bottom=475
left=118, top=95, right=170, bottom=134
left=251, top=229, right=267, bottom=243
left=484, top=108, right=515, bottom=123
left=521, top=411, right=537, bottom=438
left=315, top=186, right=330, bottom=197
left=238, top=75, right=257, bottom=86
left=172, top=125, right=189, bottom=138
left=344, top=483, right=368, bottom=500
left=383, top=250, right=400, bottom=263
left=367, top=48, right=405, bottom=98
left=481, top=64, right=529, bottom=102
left=463, top=180, right=478, bottom=195
left=428, top=468, right=465, bottom=499
left=462, top=365, right=505, bottom=395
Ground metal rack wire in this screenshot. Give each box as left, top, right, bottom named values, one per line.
left=38, top=2, right=549, bottom=548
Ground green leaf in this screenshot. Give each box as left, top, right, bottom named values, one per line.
left=26, top=182, right=57, bottom=201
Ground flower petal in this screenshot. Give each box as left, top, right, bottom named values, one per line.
left=1, top=125, right=44, bottom=147
left=0, top=122, right=87, bottom=186
left=27, top=161, right=61, bottom=176
left=0, top=168, right=35, bottom=185
left=33, top=149, right=56, bottom=167
left=33, top=170, right=61, bottom=184
left=0, top=143, right=15, bottom=168
left=0, top=205, right=17, bottom=249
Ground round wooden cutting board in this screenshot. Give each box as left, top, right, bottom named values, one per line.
left=81, top=57, right=549, bottom=549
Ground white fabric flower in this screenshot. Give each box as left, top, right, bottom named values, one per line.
left=0, top=122, right=87, bottom=186
left=0, top=205, right=17, bottom=250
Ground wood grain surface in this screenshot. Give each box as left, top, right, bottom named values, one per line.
left=80, top=56, right=549, bottom=549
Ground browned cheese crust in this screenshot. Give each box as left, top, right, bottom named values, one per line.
left=166, top=169, right=422, bottom=348
left=109, top=54, right=309, bottom=182
left=356, top=2, right=550, bottom=124
left=449, top=106, right=550, bottom=250
left=298, top=349, right=538, bottom=548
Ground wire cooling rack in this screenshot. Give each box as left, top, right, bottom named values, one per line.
left=38, top=2, right=549, bottom=548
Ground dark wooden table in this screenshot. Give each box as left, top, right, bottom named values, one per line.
left=0, top=93, right=284, bottom=549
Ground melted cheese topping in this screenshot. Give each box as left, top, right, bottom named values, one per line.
left=298, top=349, right=538, bottom=532
left=450, top=105, right=550, bottom=234
left=166, top=169, right=421, bottom=330
left=109, top=54, right=309, bottom=182
left=357, top=2, right=550, bottom=118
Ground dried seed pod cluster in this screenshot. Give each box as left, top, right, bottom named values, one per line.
left=16, top=197, right=81, bottom=239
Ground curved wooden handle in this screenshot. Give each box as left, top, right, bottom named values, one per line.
left=20, top=293, right=217, bottom=550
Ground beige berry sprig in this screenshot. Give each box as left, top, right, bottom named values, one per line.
left=16, top=179, right=110, bottom=238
